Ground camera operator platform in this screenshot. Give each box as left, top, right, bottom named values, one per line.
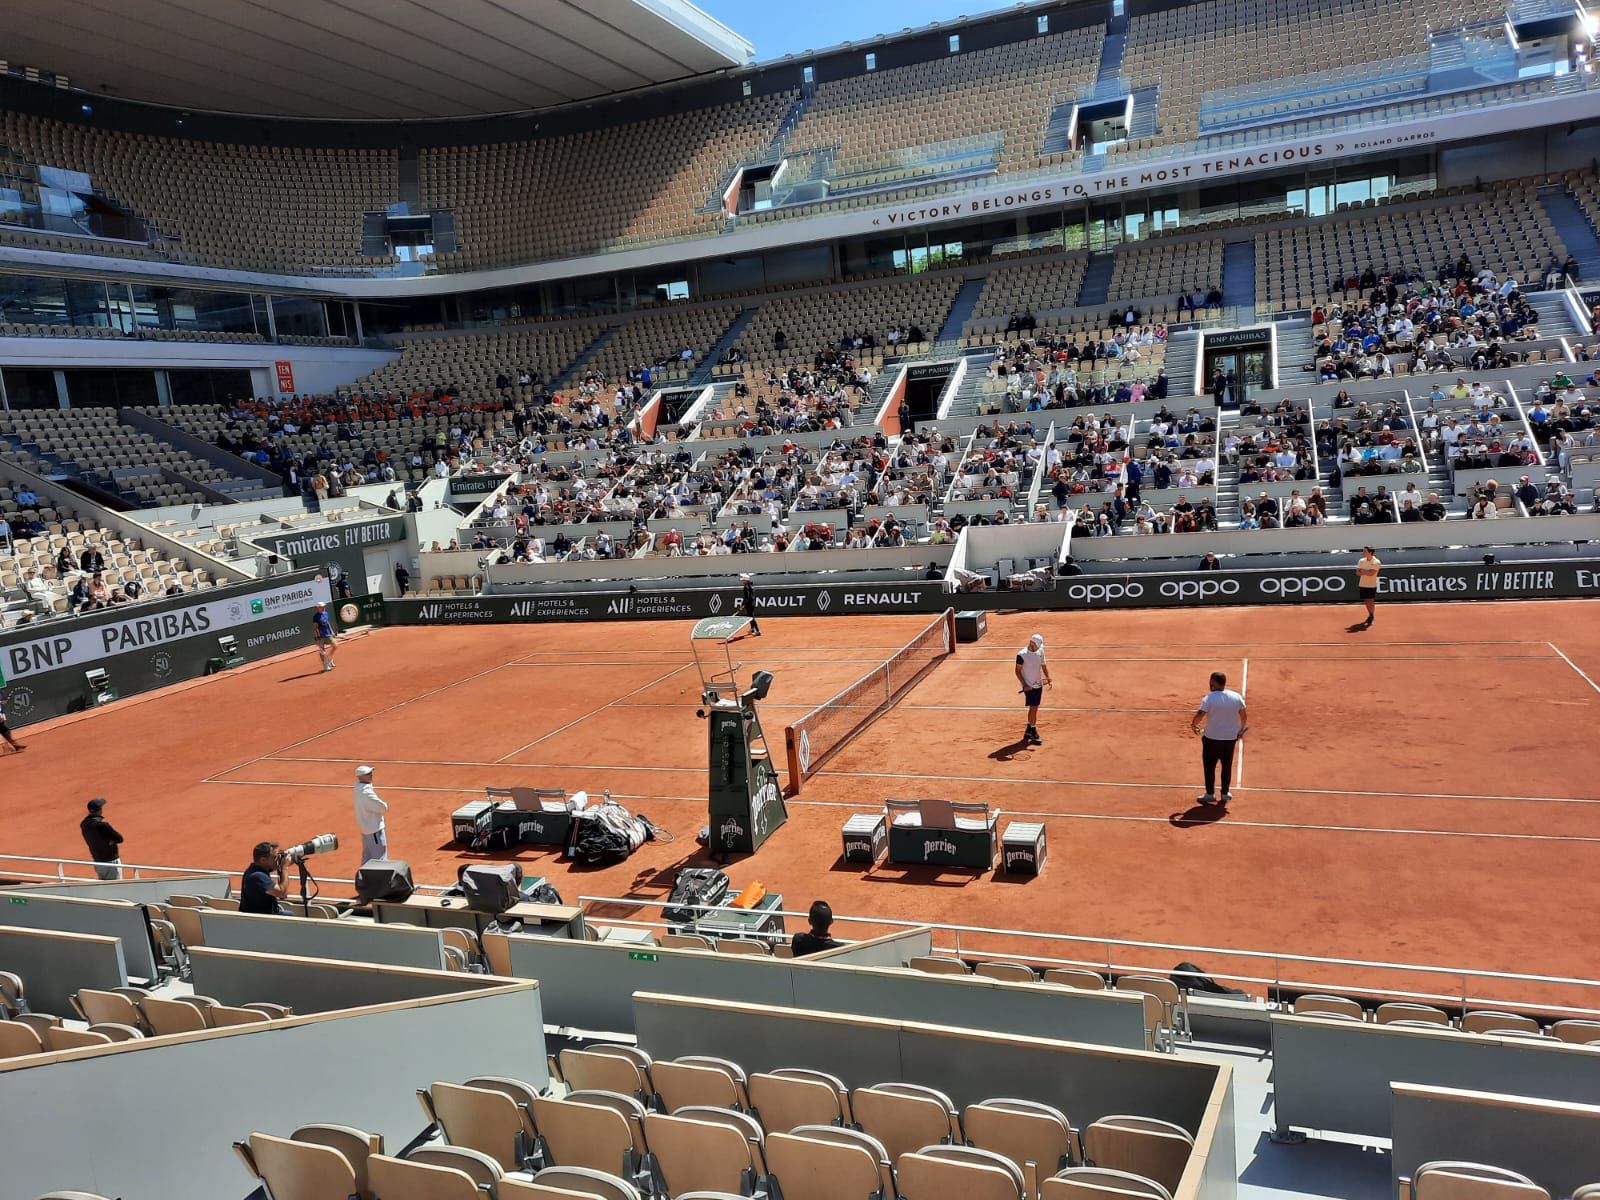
left=691, top=616, right=787, bottom=857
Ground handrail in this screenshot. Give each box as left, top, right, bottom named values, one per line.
left=6, top=852, right=1596, bottom=1014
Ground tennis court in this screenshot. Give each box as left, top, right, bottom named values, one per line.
left=4, top=597, right=1599, bottom=1010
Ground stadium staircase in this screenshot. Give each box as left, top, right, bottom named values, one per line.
left=1537, top=185, right=1600, bottom=282
left=1221, top=241, right=1256, bottom=312
left=554, top=326, right=617, bottom=387
left=1162, top=328, right=1202, bottom=394
left=1214, top=411, right=1243, bottom=528
left=1076, top=253, right=1116, bottom=308
left=1041, top=104, right=1077, bottom=156
left=941, top=351, right=999, bottom=419
left=1523, top=290, right=1582, bottom=338
left=1273, top=317, right=1317, bottom=384
left=937, top=278, right=988, bottom=347
left=688, top=307, right=760, bottom=385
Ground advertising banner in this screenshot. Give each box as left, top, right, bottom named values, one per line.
left=384, top=559, right=1600, bottom=627
left=335, top=593, right=388, bottom=631
left=244, top=516, right=408, bottom=594
left=0, top=572, right=331, bottom=727
left=447, top=473, right=513, bottom=498
left=274, top=360, right=295, bottom=393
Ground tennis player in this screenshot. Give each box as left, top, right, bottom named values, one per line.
left=1014, top=633, right=1052, bottom=746
left=1355, top=546, right=1381, bottom=628
left=312, top=601, right=338, bottom=672
left=1190, top=670, right=1247, bottom=806
left=0, top=690, right=24, bottom=753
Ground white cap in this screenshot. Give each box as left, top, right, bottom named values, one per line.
left=356, top=765, right=374, bottom=777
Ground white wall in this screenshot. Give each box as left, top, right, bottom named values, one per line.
left=0, top=984, right=546, bottom=1200
left=0, top=337, right=395, bottom=396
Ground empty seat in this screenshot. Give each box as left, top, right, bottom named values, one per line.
left=1081, top=1117, right=1193, bottom=1193
left=1290, top=994, right=1364, bottom=1020
left=909, top=955, right=971, bottom=976
left=0, top=1021, right=44, bottom=1058
left=975, top=961, right=1038, bottom=983
left=532, top=1094, right=646, bottom=1183
left=1461, top=1011, right=1541, bottom=1036
left=142, top=996, right=210, bottom=1035
left=965, top=1097, right=1079, bottom=1194
left=643, top=1111, right=763, bottom=1197
left=749, top=1069, right=849, bottom=1133
left=368, top=1152, right=483, bottom=1200
left=1552, top=1020, right=1600, bottom=1045
left=42, top=1027, right=112, bottom=1051
left=765, top=1128, right=886, bottom=1200
left=653, top=1057, right=749, bottom=1112
left=1042, top=969, right=1107, bottom=991
left=559, top=1047, right=654, bottom=1103
left=853, top=1082, right=961, bottom=1162
left=420, top=1081, right=537, bottom=1173
left=236, top=1132, right=361, bottom=1200
left=517, top=1166, right=643, bottom=1199
left=1042, top=1166, right=1173, bottom=1200
left=1411, top=1160, right=1551, bottom=1200
left=898, top=1145, right=1027, bottom=1200
left=291, top=1124, right=382, bottom=1197
left=1376, top=1003, right=1451, bottom=1027
left=405, top=1145, right=503, bottom=1192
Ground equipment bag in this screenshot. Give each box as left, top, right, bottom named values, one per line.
left=661, top=867, right=731, bottom=925
left=570, top=798, right=649, bottom=864
left=1170, top=960, right=1249, bottom=998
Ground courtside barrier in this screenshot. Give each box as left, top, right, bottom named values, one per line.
left=382, top=558, right=1600, bottom=625
left=0, top=569, right=332, bottom=727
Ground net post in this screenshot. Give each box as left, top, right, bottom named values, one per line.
left=785, top=725, right=803, bottom=796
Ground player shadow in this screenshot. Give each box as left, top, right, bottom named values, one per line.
left=1170, top=803, right=1228, bottom=828
left=280, top=668, right=333, bottom=682
left=988, top=737, right=1035, bottom=762
left=1345, top=619, right=1372, bottom=633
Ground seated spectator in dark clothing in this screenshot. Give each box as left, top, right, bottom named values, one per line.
left=1197, top=552, right=1221, bottom=571
left=791, top=900, right=842, bottom=957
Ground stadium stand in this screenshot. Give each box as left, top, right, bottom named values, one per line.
left=778, top=26, right=1104, bottom=185
left=1120, top=0, right=1496, bottom=145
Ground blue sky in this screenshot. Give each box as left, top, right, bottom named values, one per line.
left=694, top=1, right=1002, bottom=62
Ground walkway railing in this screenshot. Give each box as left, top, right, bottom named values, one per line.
left=5, top=851, right=1595, bottom=1019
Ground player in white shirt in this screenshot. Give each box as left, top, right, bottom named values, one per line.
left=1189, top=672, right=1248, bottom=806
left=352, top=765, right=389, bottom=863
left=1013, top=633, right=1053, bottom=747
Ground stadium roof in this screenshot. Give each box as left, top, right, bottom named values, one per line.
left=3, top=0, right=755, bottom=120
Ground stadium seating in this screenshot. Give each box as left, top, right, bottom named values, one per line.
left=781, top=27, right=1103, bottom=185
left=1120, top=0, right=1492, bottom=145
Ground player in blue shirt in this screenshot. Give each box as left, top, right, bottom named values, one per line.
left=313, top=601, right=337, bottom=672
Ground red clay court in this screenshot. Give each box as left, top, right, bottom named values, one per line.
left=5, top=598, right=1600, bottom=1011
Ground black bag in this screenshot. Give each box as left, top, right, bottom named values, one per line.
left=1171, top=960, right=1248, bottom=998
left=661, top=867, right=730, bottom=925
left=525, top=880, right=563, bottom=906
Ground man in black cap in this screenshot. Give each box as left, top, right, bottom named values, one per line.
left=80, top=798, right=124, bottom=880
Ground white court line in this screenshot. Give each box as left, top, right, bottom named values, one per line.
left=205, top=776, right=1600, bottom=845
left=256, top=754, right=1600, bottom=806
left=491, top=663, right=694, bottom=765
left=1548, top=642, right=1600, bottom=698
left=1236, top=656, right=1249, bottom=789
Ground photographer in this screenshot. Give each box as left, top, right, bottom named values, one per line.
left=240, top=842, right=290, bottom=915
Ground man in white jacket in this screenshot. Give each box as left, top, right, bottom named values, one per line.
left=353, top=765, right=389, bottom=863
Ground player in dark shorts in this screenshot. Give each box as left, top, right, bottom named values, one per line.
left=1355, top=546, right=1381, bottom=628
left=1013, top=633, right=1052, bottom=746
left=0, top=691, right=25, bottom=753
left=313, top=601, right=338, bottom=672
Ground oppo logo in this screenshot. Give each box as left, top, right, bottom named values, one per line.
left=1159, top=579, right=1240, bottom=600
left=1065, top=582, right=1145, bottom=604
left=1260, top=576, right=1348, bottom=597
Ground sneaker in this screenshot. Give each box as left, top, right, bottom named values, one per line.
left=1197, top=793, right=1217, bottom=805
left=1220, top=792, right=1234, bottom=804
left=323, top=663, right=333, bottom=672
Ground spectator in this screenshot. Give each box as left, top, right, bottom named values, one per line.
left=353, top=765, right=389, bottom=863
left=791, top=900, right=841, bottom=957
left=1197, top=552, right=1221, bottom=571
left=79, top=798, right=124, bottom=880
left=394, top=563, right=411, bottom=595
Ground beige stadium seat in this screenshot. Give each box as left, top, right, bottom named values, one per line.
left=0, top=1021, right=45, bottom=1058
left=975, top=961, right=1038, bottom=983
left=1411, top=1161, right=1551, bottom=1200
left=1461, top=1011, right=1541, bottom=1036
left=652, top=1058, right=749, bottom=1112
left=512, top=1166, right=643, bottom=1199
left=367, top=1153, right=485, bottom=1200
left=643, top=1111, right=763, bottom=1196
left=1551, top=1020, right=1600, bottom=1045
left=1291, top=994, right=1365, bottom=1020
left=1376, top=1003, right=1451, bottom=1027
left=853, top=1082, right=961, bottom=1163
left=965, top=1097, right=1080, bottom=1192
left=1081, top=1117, right=1193, bottom=1194
left=1043, top=968, right=1107, bottom=991
left=1117, top=975, right=1189, bottom=1045
left=209, top=1005, right=271, bottom=1027
left=559, top=1046, right=654, bottom=1103
left=405, top=1145, right=503, bottom=1191
left=42, top=1027, right=113, bottom=1051
left=897, top=1145, right=1027, bottom=1200
left=1042, top=1166, right=1173, bottom=1200
left=748, top=1069, right=850, bottom=1133
left=765, top=1128, right=886, bottom=1200
left=71, top=989, right=148, bottom=1033
left=531, top=1094, right=646, bottom=1181
left=909, top=955, right=971, bottom=976
left=235, top=1131, right=360, bottom=1200
left=290, top=1124, right=382, bottom=1196
left=418, top=1081, right=536, bottom=1173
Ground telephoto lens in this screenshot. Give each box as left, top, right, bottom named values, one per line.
left=282, top=833, right=339, bottom=863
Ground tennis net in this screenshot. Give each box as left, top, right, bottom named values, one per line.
left=783, top=608, right=956, bottom=793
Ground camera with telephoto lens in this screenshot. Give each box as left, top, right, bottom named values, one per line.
left=281, top=833, right=338, bottom=864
